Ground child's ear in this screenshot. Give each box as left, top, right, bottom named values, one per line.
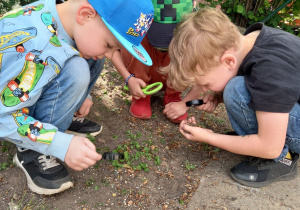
left=221, top=53, right=237, bottom=71
left=76, top=3, right=97, bottom=24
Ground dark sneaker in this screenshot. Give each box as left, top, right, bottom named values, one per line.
left=66, top=116, right=102, bottom=137
left=229, top=153, right=299, bottom=188
left=13, top=148, right=73, bottom=195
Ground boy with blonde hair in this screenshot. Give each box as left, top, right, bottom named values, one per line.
left=0, top=0, right=154, bottom=194
left=162, top=7, right=300, bottom=187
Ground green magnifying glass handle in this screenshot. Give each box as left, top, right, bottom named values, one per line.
left=124, top=82, right=163, bottom=95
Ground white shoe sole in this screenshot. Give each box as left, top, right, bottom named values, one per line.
left=65, top=125, right=103, bottom=137
left=13, top=154, right=73, bottom=195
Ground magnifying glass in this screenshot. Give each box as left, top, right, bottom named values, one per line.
left=102, top=152, right=124, bottom=160
left=124, top=82, right=163, bottom=95
left=185, top=99, right=204, bottom=107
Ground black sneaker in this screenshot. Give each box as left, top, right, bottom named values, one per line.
left=229, top=153, right=299, bottom=188
left=66, top=116, right=102, bottom=137
left=13, top=148, right=73, bottom=195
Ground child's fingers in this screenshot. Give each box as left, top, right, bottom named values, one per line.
left=179, top=124, right=194, bottom=139
left=83, top=138, right=102, bottom=161
left=187, top=116, right=196, bottom=124
left=133, top=95, right=141, bottom=100
left=80, top=158, right=98, bottom=169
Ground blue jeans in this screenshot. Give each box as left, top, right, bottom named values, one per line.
left=223, top=76, right=300, bottom=161
left=28, top=57, right=105, bottom=132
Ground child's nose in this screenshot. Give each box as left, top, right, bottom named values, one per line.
left=104, top=50, right=113, bottom=60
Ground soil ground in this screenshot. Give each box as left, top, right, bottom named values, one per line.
left=0, top=60, right=299, bottom=210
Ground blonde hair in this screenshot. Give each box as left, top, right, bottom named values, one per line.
left=160, top=7, right=241, bottom=91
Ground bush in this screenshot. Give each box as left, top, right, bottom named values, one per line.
left=0, top=0, right=37, bottom=15
left=198, top=0, right=300, bottom=36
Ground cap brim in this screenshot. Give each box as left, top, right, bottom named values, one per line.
left=147, top=22, right=177, bottom=49
left=102, top=18, right=153, bottom=66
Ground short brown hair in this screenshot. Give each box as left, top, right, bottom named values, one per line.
left=160, top=7, right=241, bottom=91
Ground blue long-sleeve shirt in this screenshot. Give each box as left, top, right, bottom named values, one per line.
left=0, top=0, right=81, bottom=161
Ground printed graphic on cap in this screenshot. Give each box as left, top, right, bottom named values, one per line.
left=152, top=0, right=193, bottom=24
left=132, top=46, right=147, bottom=62
left=127, top=13, right=153, bottom=37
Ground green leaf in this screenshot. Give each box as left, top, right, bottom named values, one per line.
left=237, top=5, right=244, bottom=14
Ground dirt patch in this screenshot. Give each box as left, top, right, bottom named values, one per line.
left=0, top=60, right=233, bottom=209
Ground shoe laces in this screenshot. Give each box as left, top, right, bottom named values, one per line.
left=249, top=157, right=274, bottom=166
left=73, top=116, right=84, bottom=123
left=38, top=155, right=60, bottom=170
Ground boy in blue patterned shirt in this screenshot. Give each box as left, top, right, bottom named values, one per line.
left=0, top=0, right=154, bottom=194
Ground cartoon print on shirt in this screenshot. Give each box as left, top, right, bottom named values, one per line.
left=1, top=50, right=60, bottom=107
left=46, top=56, right=62, bottom=74
left=0, top=4, right=44, bottom=20
left=0, top=27, right=37, bottom=55
left=41, top=11, right=61, bottom=47
left=0, top=53, right=2, bottom=72
left=17, top=121, right=56, bottom=144
left=12, top=108, right=34, bottom=126
left=12, top=108, right=57, bottom=144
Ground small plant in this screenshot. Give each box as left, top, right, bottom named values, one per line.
left=86, top=134, right=96, bottom=143
left=0, top=162, right=9, bottom=171
left=126, top=130, right=142, bottom=140
left=85, top=177, right=95, bottom=187
left=1, top=141, right=13, bottom=153
left=101, top=178, right=110, bottom=187
left=100, top=72, right=107, bottom=77
left=124, top=99, right=131, bottom=105
left=202, top=143, right=210, bottom=151
left=154, top=155, right=161, bottom=165
left=107, top=135, right=161, bottom=172
left=110, top=72, right=119, bottom=78
left=185, top=160, right=196, bottom=171
left=151, top=114, right=157, bottom=119
left=121, top=188, right=130, bottom=195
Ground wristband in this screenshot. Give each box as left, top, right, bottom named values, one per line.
left=125, top=74, right=135, bottom=86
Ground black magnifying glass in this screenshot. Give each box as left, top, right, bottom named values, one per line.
left=102, top=152, right=124, bottom=160
left=185, top=99, right=204, bottom=107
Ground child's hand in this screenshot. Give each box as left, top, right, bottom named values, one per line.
left=163, top=101, right=188, bottom=120
left=128, top=77, right=147, bottom=99
left=179, top=117, right=214, bottom=142
left=75, top=98, right=93, bottom=117
left=65, top=136, right=102, bottom=171
left=196, top=91, right=219, bottom=113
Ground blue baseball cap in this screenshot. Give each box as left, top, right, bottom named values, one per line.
left=87, top=0, right=154, bottom=66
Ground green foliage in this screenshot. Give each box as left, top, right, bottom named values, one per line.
left=0, top=0, right=19, bottom=15
left=199, top=0, right=300, bottom=36
left=184, top=160, right=196, bottom=171
left=86, top=133, right=96, bottom=143
left=108, top=137, right=161, bottom=172
left=0, top=0, right=37, bottom=15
